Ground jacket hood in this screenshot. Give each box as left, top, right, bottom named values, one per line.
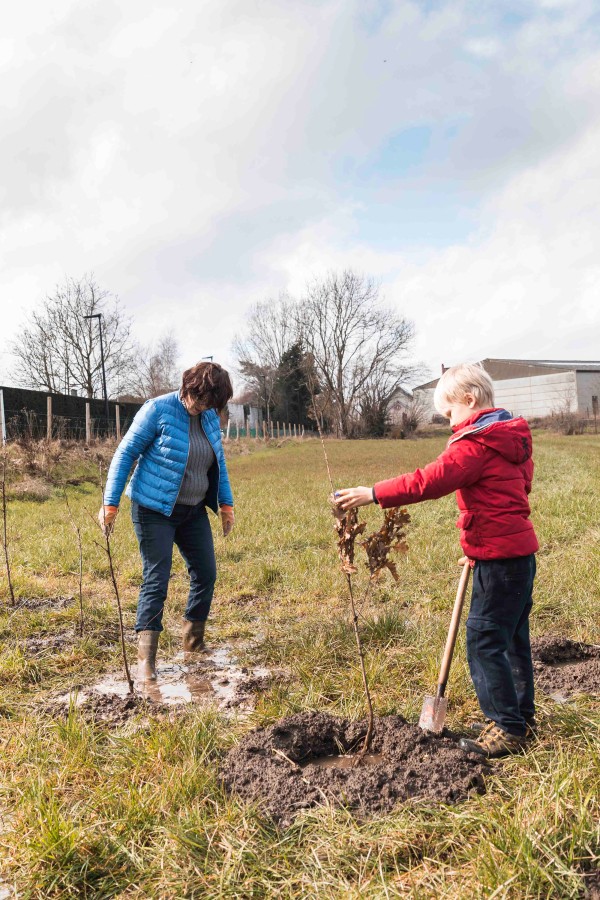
left=449, top=407, right=532, bottom=465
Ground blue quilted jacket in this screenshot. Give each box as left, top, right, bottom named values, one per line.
left=103, top=391, right=233, bottom=515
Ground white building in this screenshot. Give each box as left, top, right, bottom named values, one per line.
left=413, top=359, right=600, bottom=421
left=387, top=386, right=414, bottom=425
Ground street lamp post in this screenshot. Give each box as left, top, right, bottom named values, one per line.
left=83, top=313, right=109, bottom=422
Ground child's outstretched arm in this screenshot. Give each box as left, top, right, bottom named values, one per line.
left=336, top=441, right=487, bottom=510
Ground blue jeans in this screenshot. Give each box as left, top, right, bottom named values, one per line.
left=131, top=501, right=217, bottom=632
left=466, top=554, right=536, bottom=736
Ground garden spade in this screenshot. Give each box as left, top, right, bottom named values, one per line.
left=419, top=560, right=471, bottom=733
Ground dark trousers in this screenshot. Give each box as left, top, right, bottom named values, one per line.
left=466, top=554, right=536, bottom=736
left=131, top=501, right=217, bottom=633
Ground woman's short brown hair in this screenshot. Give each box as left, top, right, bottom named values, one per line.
left=181, top=362, right=233, bottom=412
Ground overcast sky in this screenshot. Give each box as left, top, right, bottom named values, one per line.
left=2, top=0, right=600, bottom=391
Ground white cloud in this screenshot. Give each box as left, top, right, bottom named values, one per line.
left=1, top=0, right=600, bottom=391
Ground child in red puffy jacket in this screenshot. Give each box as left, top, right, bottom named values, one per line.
left=336, top=363, right=538, bottom=758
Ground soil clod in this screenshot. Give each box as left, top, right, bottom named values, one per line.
left=532, top=636, right=600, bottom=697
left=221, top=711, right=489, bottom=826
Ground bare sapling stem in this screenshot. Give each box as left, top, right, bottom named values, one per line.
left=97, top=466, right=134, bottom=694
left=307, top=379, right=377, bottom=757
left=311, top=396, right=335, bottom=494
left=1, top=451, right=15, bottom=605
left=63, top=488, right=84, bottom=636
left=346, top=573, right=375, bottom=757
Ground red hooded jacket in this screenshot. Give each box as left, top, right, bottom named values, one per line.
left=373, top=408, right=539, bottom=560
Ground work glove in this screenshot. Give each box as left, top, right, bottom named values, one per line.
left=98, top=505, right=119, bottom=536
left=220, top=504, right=235, bottom=537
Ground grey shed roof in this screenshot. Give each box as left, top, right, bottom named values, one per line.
left=414, top=358, right=600, bottom=391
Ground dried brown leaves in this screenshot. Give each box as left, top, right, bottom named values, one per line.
left=330, top=497, right=410, bottom=579
left=330, top=499, right=366, bottom=574
left=360, top=507, right=411, bottom=581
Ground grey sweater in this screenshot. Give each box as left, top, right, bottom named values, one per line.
left=177, top=415, right=215, bottom=505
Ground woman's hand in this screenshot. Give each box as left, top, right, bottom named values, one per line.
left=220, top=505, right=235, bottom=537
left=334, top=487, right=374, bottom=510
left=98, top=505, right=119, bottom=536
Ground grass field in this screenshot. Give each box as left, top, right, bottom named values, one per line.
left=1, top=433, right=599, bottom=898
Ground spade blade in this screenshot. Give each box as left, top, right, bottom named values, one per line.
left=419, top=694, right=447, bottom=733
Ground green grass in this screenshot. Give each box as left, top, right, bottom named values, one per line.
left=0, top=433, right=599, bottom=898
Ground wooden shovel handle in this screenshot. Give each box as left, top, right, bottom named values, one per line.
left=437, top=561, right=472, bottom=697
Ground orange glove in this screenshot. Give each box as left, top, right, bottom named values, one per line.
left=220, top=504, right=235, bottom=537
left=98, top=505, right=119, bottom=536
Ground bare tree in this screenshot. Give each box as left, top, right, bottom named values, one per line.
left=232, top=293, right=298, bottom=412
left=12, top=275, right=135, bottom=398
left=297, top=271, right=416, bottom=437
left=127, top=333, right=180, bottom=399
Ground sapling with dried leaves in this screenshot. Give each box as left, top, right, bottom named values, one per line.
left=307, top=388, right=410, bottom=759
left=330, top=497, right=411, bottom=758
left=1, top=450, right=15, bottom=605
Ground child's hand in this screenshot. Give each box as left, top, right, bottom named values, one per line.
left=334, top=487, right=374, bottom=510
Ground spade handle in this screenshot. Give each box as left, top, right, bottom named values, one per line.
left=436, top=560, right=472, bottom=700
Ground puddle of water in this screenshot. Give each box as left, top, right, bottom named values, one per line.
left=57, top=645, right=270, bottom=710
left=302, top=752, right=384, bottom=770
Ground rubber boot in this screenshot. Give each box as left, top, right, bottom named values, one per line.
left=137, top=630, right=159, bottom=682
left=182, top=619, right=206, bottom=653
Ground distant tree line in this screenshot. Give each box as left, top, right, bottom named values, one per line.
left=233, top=270, right=420, bottom=438
left=12, top=270, right=421, bottom=435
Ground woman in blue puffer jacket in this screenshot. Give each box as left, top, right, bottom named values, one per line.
left=98, top=361, right=235, bottom=682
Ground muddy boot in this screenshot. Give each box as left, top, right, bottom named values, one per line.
left=459, top=722, right=530, bottom=759
left=182, top=619, right=206, bottom=653
left=137, top=630, right=159, bottom=682
left=469, top=717, right=538, bottom=739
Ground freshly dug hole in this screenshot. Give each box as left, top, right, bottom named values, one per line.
left=532, top=636, right=600, bottom=697
left=221, top=711, right=489, bottom=826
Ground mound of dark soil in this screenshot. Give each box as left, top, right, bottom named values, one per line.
left=532, top=637, right=600, bottom=697
left=221, top=711, right=489, bottom=826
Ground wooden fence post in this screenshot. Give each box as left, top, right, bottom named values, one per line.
left=85, top=402, right=91, bottom=445
left=235, top=421, right=239, bottom=441
left=46, top=395, right=53, bottom=441
left=226, top=418, right=231, bottom=440
left=0, top=389, right=6, bottom=445
left=115, top=404, right=121, bottom=442
left=270, top=421, right=274, bottom=439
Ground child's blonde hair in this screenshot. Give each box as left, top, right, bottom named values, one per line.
left=433, top=363, right=495, bottom=413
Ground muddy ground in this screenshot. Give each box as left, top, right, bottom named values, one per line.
left=532, top=637, right=600, bottom=697
left=47, top=645, right=272, bottom=726
left=221, top=711, right=489, bottom=826
left=14, top=595, right=75, bottom=611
